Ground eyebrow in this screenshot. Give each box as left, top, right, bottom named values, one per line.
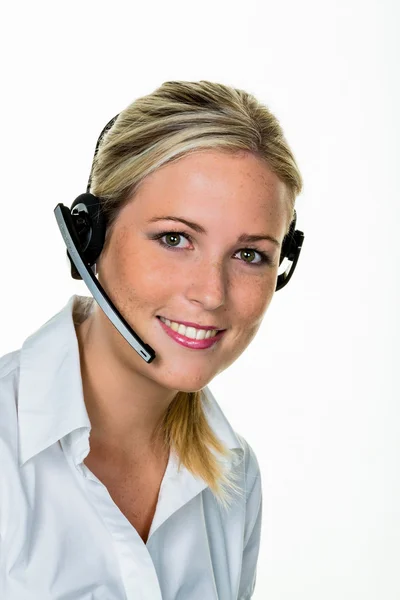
left=147, top=216, right=281, bottom=247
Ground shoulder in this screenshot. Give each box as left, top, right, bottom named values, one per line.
left=0, top=349, right=21, bottom=405
left=0, top=349, right=20, bottom=407
left=234, top=432, right=262, bottom=497
left=0, top=349, right=20, bottom=380
left=0, top=349, right=21, bottom=455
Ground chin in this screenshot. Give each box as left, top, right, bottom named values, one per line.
left=159, top=370, right=216, bottom=394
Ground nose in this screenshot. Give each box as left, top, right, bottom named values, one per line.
left=185, top=257, right=227, bottom=311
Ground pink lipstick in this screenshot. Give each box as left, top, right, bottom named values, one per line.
left=157, top=317, right=226, bottom=349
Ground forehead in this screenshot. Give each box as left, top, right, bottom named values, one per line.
left=126, top=150, right=290, bottom=236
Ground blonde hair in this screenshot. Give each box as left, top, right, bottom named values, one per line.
left=89, top=80, right=304, bottom=510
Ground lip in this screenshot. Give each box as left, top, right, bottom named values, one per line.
left=157, top=315, right=224, bottom=331
left=157, top=317, right=226, bottom=349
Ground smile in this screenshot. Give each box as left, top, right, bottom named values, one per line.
left=159, top=316, right=219, bottom=339
left=157, top=317, right=226, bottom=350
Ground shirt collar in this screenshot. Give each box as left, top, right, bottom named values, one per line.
left=18, top=295, right=243, bottom=468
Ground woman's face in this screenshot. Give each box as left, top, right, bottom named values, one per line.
left=96, top=150, right=290, bottom=392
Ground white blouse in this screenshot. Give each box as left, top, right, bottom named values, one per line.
left=0, top=295, right=262, bottom=600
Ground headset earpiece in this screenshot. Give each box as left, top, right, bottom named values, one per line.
left=276, top=209, right=304, bottom=291
left=279, top=212, right=296, bottom=266
left=66, top=115, right=118, bottom=280
left=69, top=193, right=107, bottom=280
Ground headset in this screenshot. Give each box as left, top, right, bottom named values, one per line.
left=54, top=114, right=305, bottom=364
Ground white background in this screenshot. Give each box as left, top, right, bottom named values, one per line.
left=1, top=1, right=399, bottom=598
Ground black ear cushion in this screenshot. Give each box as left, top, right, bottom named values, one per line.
left=279, top=210, right=297, bottom=265
left=70, top=193, right=107, bottom=266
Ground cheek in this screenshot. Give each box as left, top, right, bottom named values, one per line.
left=105, top=232, right=178, bottom=306
left=222, top=277, right=275, bottom=367
left=234, top=275, right=275, bottom=326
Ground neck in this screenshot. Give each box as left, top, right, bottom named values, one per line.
left=74, top=303, right=176, bottom=461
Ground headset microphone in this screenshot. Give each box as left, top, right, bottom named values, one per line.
left=54, top=196, right=156, bottom=363
left=54, top=114, right=304, bottom=364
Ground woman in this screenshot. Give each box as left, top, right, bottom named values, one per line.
left=0, top=81, right=304, bottom=599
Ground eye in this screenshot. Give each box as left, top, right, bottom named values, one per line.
left=155, top=231, right=192, bottom=249
left=233, top=248, right=272, bottom=266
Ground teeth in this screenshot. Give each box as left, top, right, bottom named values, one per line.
left=186, top=326, right=197, bottom=338
left=159, top=317, right=219, bottom=340
left=177, top=324, right=186, bottom=335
